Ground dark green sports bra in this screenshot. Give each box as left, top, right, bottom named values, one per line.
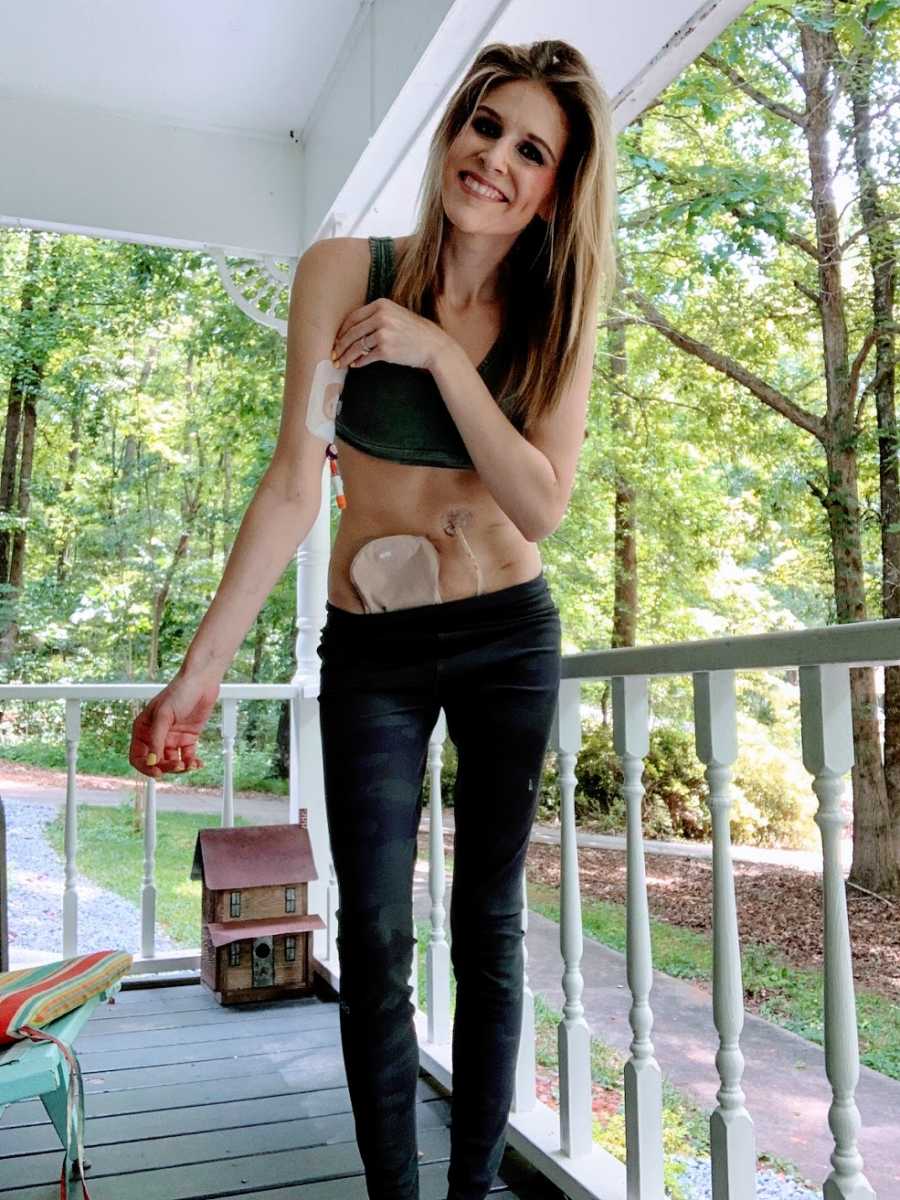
left=333, top=235, right=519, bottom=470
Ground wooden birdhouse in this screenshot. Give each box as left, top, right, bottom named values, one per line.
left=190, top=809, right=326, bottom=1005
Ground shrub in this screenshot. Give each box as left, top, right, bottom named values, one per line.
left=534, top=717, right=811, bottom=846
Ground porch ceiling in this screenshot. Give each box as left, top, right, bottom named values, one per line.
left=0, top=0, right=751, bottom=259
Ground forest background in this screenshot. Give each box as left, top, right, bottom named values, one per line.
left=0, top=0, right=898, bottom=894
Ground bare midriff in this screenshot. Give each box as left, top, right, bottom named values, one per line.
left=328, top=435, right=542, bottom=613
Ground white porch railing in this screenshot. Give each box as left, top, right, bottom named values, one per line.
left=2, top=615, right=895, bottom=1200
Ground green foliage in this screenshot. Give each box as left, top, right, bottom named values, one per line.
left=533, top=718, right=811, bottom=846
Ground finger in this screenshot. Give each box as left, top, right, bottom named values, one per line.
left=333, top=317, right=376, bottom=365
left=145, top=709, right=174, bottom=768
left=349, top=334, right=379, bottom=367
left=334, top=301, right=376, bottom=346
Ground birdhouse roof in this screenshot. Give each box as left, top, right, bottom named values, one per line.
left=205, top=913, right=327, bottom=948
left=190, top=823, right=318, bottom=889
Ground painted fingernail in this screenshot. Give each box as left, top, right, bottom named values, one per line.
left=146, top=752, right=157, bottom=766
left=175, top=762, right=186, bottom=772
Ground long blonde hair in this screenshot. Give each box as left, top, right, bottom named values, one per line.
left=392, top=39, right=617, bottom=432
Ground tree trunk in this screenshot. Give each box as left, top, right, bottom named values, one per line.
left=0, top=232, right=65, bottom=664
left=609, top=270, right=637, bottom=650
left=0, top=232, right=40, bottom=634
left=244, top=615, right=266, bottom=748
left=846, top=28, right=900, bottom=869
left=803, top=18, right=896, bottom=893
left=56, top=405, right=81, bottom=586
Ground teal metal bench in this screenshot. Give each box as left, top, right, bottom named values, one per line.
left=0, top=979, right=123, bottom=1191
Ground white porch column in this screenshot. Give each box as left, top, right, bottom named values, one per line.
left=62, top=699, right=81, bottom=957
left=291, top=457, right=332, bottom=969
left=288, top=217, right=341, bottom=968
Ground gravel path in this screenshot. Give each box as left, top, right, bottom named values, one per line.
left=5, top=798, right=179, bottom=963
left=671, top=1157, right=818, bottom=1199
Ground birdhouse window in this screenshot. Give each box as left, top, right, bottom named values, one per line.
left=285, top=886, right=296, bottom=913
left=230, top=891, right=241, bottom=917
left=285, top=935, right=296, bottom=962
left=229, top=943, right=240, bottom=966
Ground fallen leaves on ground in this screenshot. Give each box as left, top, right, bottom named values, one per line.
left=523, top=841, right=900, bottom=1004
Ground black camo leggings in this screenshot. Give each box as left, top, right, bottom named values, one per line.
left=316, top=570, right=561, bottom=1200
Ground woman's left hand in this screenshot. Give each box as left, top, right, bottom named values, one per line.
left=332, top=298, right=452, bottom=373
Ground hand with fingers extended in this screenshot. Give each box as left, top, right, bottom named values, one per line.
left=129, top=671, right=220, bottom=779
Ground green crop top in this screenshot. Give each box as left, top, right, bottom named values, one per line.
left=333, top=235, right=520, bottom=469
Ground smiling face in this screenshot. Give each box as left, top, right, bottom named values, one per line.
left=443, top=78, right=569, bottom=233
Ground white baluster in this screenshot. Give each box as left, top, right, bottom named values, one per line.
left=693, top=671, right=755, bottom=1199
left=553, top=678, right=592, bottom=1154
left=513, top=867, right=537, bottom=1112
left=221, top=698, right=237, bottom=827
left=426, top=710, right=451, bottom=1044
left=326, top=861, right=340, bottom=967
left=612, top=674, right=664, bottom=1200
left=410, top=906, right=418, bottom=1012
left=799, top=664, right=874, bottom=1200
left=62, top=699, right=81, bottom=957
left=141, top=777, right=158, bottom=959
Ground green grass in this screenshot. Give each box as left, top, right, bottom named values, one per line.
left=43, top=802, right=253, bottom=947
left=525, top=878, right=900, bottom=1081
left=1, top=742, right=288, bottom=795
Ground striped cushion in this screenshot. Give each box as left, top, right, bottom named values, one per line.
left=0, top=949, right=133, bottom=1044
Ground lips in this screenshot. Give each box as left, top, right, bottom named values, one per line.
left=459, top=170, right=507, bottom=201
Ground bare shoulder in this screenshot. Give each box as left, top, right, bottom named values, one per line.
left=301, top=236, right=371, bottom=310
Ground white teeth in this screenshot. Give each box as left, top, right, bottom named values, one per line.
left=461, top=172, right=505, bottom=201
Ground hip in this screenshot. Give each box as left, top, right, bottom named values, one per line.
left=317, top=569, right=560, bottom=677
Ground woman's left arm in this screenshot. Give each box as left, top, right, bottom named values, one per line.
left=428, top=326, right=595, bottom=543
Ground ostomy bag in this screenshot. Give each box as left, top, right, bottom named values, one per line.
left=349, top=535, right=443, bottom=613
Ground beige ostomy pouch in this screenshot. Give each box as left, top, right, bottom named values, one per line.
left=305, top=359, right=347, bottom=442
left=350, top=535, right=444, bottom=612
left=349, top=512, right=484, bottom=613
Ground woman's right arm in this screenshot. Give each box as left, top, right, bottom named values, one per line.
left=128, top=237, right=357, bottom=778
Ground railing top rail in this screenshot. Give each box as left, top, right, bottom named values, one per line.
left=3, top=619, right=899, bottom=695
left=0, top=683, right=300, bottom=700
left=562, top=616, right=900, bottom=680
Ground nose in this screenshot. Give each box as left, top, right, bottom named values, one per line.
left=478, top=138, right=513, bottom=178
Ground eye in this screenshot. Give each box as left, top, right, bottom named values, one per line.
left=472, top=115, right=544, bottom=165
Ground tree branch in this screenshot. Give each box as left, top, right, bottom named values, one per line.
left=793, top=278, right=823, bottom=308
left=700, top=51, right=806, bottom=127
left=849, top=327, right=880, bottom=413
left=623, top=284, right=824, bottom=440
left=841, top=210, right=900, bottom=255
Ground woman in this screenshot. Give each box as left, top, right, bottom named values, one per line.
left=130, top=38, right=616, bottom=1200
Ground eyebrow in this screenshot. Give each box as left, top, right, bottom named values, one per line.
left=476, top=104, right=557, bottom=164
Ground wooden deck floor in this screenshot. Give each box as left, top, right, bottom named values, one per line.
left=0, top=978, right=567, bottom=1199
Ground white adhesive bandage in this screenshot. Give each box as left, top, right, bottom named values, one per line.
left=305, top=358, right=347, bottom=442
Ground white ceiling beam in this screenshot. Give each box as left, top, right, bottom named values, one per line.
left=610, top=0, right=752, bottom=127
left=0, top=88, right=304, bottom=258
